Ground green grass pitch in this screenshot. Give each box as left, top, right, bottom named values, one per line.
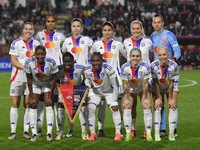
left=0, top=70, right=200, bottom=150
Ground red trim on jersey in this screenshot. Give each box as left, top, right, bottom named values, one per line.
left=10, top=68, right=18, bottom=84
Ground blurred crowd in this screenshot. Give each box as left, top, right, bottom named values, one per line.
left=0, top=0, right=200, bottom=68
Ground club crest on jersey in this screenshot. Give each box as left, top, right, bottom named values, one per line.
left=34, top=45, right=37, bottom=48
left=112, top=45, right=116, bottom=49
left=54, top=37, right=58, bottom=41
left=45, top=67, right=49, bottom=72
left=81, top=40, right=84, bottom=44
left=74, top=73, right=78, bottom=77
left=161, top=39, right=166, bottom=45
left=11, top=46, right=15, bottom=50
left=139, top=71, right=143, bottom=75
left=74, top=95, right=80, bottom=103
left=101, top=73, right=104, bottom=77
left=141, top=43, right=145, bottom=47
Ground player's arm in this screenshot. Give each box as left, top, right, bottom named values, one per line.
left=11, top=54, right=24, bottom=69
left=142, top=78, right=149, bottom=100
left=26, top=73, right=34, bottom=100
left=168, top=33, right=181, bottom=61
left=49, top=73, right=57, bottom=99
left=110, top=76, right=119, bottom=111
left=168, top=80, right=176, bottom=110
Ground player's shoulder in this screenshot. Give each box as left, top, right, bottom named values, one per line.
left=45, top=57, right=56, bottom=65
left=165, top=30, right=177, bottom=39
left=55, top=29, right=65, bottom=36
left=82, top=35, right=92, bottom=40
left=169, top=60, right=179, bottom=71
left=142, top=36, right=152, bottom=42
left=121, top=62, right=130, bottom=71
left=35, top=29, right=44, bottom=35
left=113, top=38, right=123, bottom=44
left=32, top=37, right=40, bottom=43
left=151, top=31, right=156, bottom=37
left=92, top=38, right=102, bottom=45
left=140, top=61, right=150, bottom=70
left=102, top=63, right=113, bottom=71
left=83, top=65, right=92, bottom=72
left=26, top=56, right=36, bottom=65
left=11, top=37, right=22, bottom=45
left=74, top=63, right=85, bottom=70
left=151, top=60, right=159, bottom=68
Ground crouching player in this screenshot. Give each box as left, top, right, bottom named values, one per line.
left=121, top=48, right=153, bottom=141
left=55, top=52, right=88, bottom=140
left=151, top=46, right=178, bottom=141
left=84, top=52, right=122, bottom=141
left=24, top=45, right=58, bottom=141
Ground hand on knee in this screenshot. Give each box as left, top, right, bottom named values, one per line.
left=30, top=103, right=38, bottom=109
left=110, top=105, right=119, bottom=111
left=123, top=102, right=132, bottom=109
left=142, top=101, right=151, bottom=110
left=46, top=101, right=53, bottom=107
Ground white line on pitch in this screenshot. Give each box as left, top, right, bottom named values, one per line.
left=179, top=79, right=198, bottom=88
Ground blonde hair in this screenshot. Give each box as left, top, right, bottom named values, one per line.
left=157, top=46, right=169, bottom=53
left=130, top=20, right=146, bottom=36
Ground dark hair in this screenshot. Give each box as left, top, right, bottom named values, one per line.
left=91, top=52, right=103, bottom=60
left=153, top=14, right=164, bottom=22
left=71, top=18, right=83, bottom=26
left=102, top=21, right=114, bottom=30
left=23, top=22, right=34, bottom=29
left=46, top=14, right=57, bottom=22
left=35, top=45, right=46, bottom=53
left=63, top=52, right=75, bottom=62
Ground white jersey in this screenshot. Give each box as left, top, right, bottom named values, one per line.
left=151, top=60, right=179, bottom=91
left=34, top=29, right=65, bottom=65
left=91, top=38, right=126, bottom=75
left=24, top=56, right=58, bottom=86
left=62, top=35, right=93, bottom=66
left=121, top=62, right=151, bottom=94
left=9, top=37, right=40, bottom=82
left=84, top=63, right=116, bottom=94
left=57, top=64, right=84, bottom=85
left=123, top=36, right=153, bottom=65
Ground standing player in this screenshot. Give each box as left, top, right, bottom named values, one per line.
left=55, top=52, right=88, bottom=140
left=151, top=46, right=178, bottom=141
left=8, top=22, right=40, bottom=140
left=84, top=52, right=122, bottom=141
left=91, top=21, right=126, bottom=137
left=62, top=18, right=93, bottom=137
left=151, top=14, right=181, bottom=137
left=123, top=20, right=153, bottom=137
left=24, top=45, right=58, bottom=141
left=34, top=14, right=65, bottom=136
left=121, top=48, right=153, bottom=141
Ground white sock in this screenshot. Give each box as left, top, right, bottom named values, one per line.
left=111, top=107, right=121, bottom=134
left=131, top=118, right=136, bottom=131
left=154, top=108, right=161, bottom=135
left=29, top=108, right=37, bottom=135
left=58, top=107, right=65, bottom=132
left=37, top=101, right=44, bottom=132
left=97, top=100, right=106, bottom=130
left=10, top=107, right=18, bottom=133
left=88, top=104, right=96, bottom=134
left=79, top=106, right=87, bottom=133
left=169, top=109, right=178, bottom=134
left=123, top=109, right=132, bottom=133
left=23, top=108, right=30, bottom=133
left=54, top=102, right=59, bottom=132
left=46, top=106, right=54, bottom=135
left=143, top=109, right=152, bottom=134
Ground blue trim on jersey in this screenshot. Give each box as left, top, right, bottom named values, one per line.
left=167, top=31, right=176, bottom=41
left=46, top=58, right=56, bottom=66
left=140, top=62, right=150, bottom=70
left=75, top=64, right=84, bottom=70
left=84, top=66, right=92, bottom=71
left=121, top=63, right=130, bottom=72
left=11, top=37, right=22, bottom=46
left=102, top=63, right=113, bottom=71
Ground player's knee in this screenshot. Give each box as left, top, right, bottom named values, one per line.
left=142, top=101, right=151, bottom=109
left=46, top=101, right=53, bottom=107
left=30, top=103, right=38, bottom=109
left=123, top=102, right=132, bottom=109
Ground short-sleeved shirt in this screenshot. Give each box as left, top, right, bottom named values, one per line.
left=84, top=63, right=116, bottom=94
left=62, top=35, right=93, bottom=66
left=24, top=56, right=58, bottom=86
left=9, top=37, right=40, bottom=82
left=91, top=38, right=126, bottom=76
left=34, top=29, right=65, bottom=65
left=123, top=36, right=153, bottom=65
left=121, top=62, right=151, bottom=94
left=151, top=29, right=181, bottom=60
left=151, top=60, right=179, bottom=91
left=57, top=64, right=84, bottom=85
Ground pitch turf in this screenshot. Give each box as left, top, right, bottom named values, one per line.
left=0, top=70, right=200, bottom=150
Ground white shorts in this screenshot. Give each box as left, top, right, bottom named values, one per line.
left=33, top=83, right=51, bottom=94
left=10, top=81, right=29, bottom=96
